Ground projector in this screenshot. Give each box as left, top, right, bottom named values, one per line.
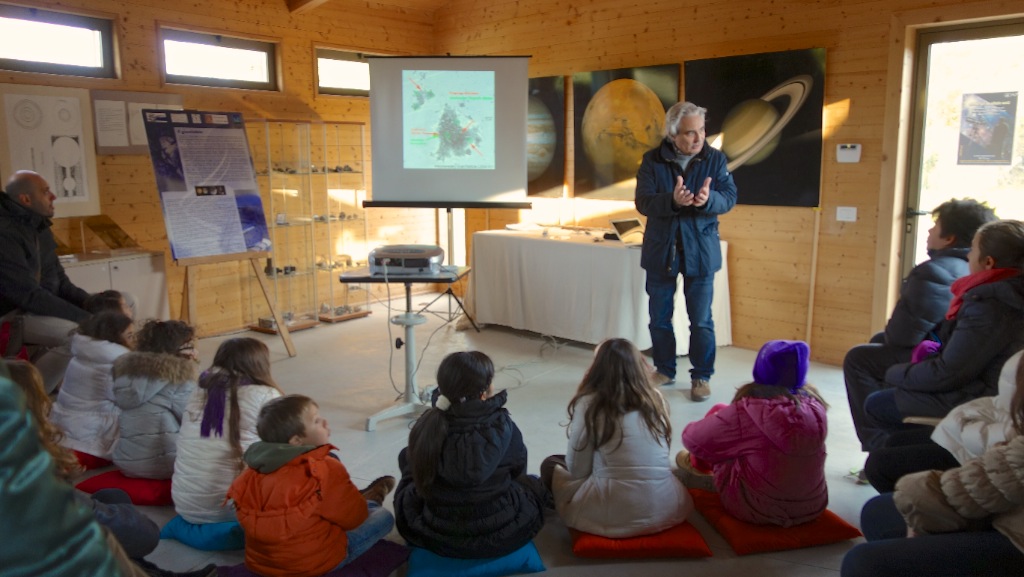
left=369, top=244, right=445, bottom=275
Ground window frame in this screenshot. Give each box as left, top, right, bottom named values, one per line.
left=0, top=4, right=116, bottom=79
left=316, top=48, right=370, bottom=97
left=161, top=28, right=278, bottom=91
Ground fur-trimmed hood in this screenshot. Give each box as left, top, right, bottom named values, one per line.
left=112, top=352, right=197, bottom=410
left=113, top=351, right=196, bottom=384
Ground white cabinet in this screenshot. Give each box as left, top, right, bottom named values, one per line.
left=63, top=250, right=171, bottom=322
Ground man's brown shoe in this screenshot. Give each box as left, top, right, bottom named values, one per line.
left=649, top=371, right=674, bottom=387
left=690, top=378, right=711, bottom=402
left=360, top=475, right=396, bottom=505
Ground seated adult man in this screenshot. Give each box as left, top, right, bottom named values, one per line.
left=863, top=219, right=1024, bottom=446
left=844, top=199, right=996, bottom=457
left=0, top=170, right=90, bottom=393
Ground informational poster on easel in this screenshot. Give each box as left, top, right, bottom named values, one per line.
left=143, top=109, right=295, bottom=356
left=142, top=109, right=271, bottom=259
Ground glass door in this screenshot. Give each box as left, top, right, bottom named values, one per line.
left=902, top=20, right=1024, bottom=276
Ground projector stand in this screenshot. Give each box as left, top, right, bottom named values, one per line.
left=414, top=207, right=480, bottom=330
left=418, top=285, right=479, bottom=331
left=366, top=281, right=428, bottom=432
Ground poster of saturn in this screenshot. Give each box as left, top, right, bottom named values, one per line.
left=685, top=48, right=826, bottom=207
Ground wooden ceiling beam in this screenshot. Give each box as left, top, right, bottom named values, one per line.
left=287, top=0, right=332, bottom=15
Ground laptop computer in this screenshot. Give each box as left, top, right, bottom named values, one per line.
left=610, top=218, right=645, bottom=247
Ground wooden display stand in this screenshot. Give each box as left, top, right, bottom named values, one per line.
left=177, top=251, right=297, bottom=357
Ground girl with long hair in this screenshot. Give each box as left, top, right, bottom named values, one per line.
left=50, top=311, right=134, bottom=462
left=394, top=350, right=545, bottom=558
left=544, top=338, right=692, bottom=537
left=171, top=337, right=281, bottom=524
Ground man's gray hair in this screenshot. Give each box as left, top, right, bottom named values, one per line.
left=664, top=102, right=707, bottom=138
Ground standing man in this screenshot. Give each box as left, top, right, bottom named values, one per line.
left=636, top=102, right=737, bottom=401
left=0, top=170, right=91, bottom=393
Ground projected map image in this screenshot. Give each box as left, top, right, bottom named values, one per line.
left=403, top=70, right=496, bottom=170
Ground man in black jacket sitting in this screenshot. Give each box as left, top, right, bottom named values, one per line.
left=0, top=170, right=91, bottom=393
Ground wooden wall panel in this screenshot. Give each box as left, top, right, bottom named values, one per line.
left=5, top=0, right=434, bottom=336
left=436, top=0, right=1024, bottom=365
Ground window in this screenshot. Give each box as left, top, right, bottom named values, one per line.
left=0, top=4, right=115, bottom=78
left=317, top=49, right=370, bottom=96
left=162, top=29, right=277, bottom=90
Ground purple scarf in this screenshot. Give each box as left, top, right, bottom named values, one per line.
left=199, top=370, right=252, bottom=439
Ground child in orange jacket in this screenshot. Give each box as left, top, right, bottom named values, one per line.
left=227, top=395, right=395, bottom=577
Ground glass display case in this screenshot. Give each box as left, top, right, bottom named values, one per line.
left=312, top=122, right=371, bottom=323
left=245, top=120, right=319, bottom=334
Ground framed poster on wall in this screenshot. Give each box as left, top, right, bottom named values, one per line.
left=684, top=48, right=826, bottom=207
left=0, top=83, right=100, bottom=217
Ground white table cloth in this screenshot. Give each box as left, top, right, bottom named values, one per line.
left=469, top=230, right=731, bottom=353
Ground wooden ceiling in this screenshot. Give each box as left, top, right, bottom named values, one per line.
left=286, top=0, right=449, bottom=15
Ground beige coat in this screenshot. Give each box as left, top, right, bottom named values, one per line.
left=894, top=434, right=1024, bottom=553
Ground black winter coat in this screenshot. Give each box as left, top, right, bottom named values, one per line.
left=394, top=390, right=544, bottom=558
left=0, top=193, right=89, bottom=322
left=883, top=247, right=969, bottom=348
left=886, top=274, right=1024, bottom=417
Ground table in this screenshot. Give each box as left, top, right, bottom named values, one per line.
left=469, top=230, right=731, bottom=354
left=340, top=265, right=472, bottom=431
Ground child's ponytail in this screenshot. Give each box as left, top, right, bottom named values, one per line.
left=407, top=351, right=494, bottom=495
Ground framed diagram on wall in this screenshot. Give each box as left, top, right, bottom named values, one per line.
left=0, top=83, right=100, bottom=217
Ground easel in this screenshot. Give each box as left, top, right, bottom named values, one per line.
left=177, top=251, right=296, bottom=357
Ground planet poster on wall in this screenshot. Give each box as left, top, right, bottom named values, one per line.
left=684, top=48, right=825, bottom=207
left=527, top=76, right=565, bottom=197
left=573, top=64, right=679, bottom=199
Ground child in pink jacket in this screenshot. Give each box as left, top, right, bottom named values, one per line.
left=678, top=340, right=829, bottom=527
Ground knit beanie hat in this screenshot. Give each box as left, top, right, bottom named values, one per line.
left=752, top=340, right=810, bottom=393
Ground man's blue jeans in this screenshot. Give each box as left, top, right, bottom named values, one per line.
left=646, top=270, right=715, bottom=381
left=335, top=502, right=395, bottom=568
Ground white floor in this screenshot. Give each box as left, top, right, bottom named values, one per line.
left=139, top=293, right=877, bottom=576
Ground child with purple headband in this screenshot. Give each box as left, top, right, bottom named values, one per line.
left=677, top=340, right=830, bottom=527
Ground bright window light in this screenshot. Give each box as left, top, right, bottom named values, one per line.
left=319, top=58, right=369, bottom=90
left=164, top=39, right=269, bottom=83
left=317, top=49, right=370, bottom=96
left=0, top=17, right=104, bottom=67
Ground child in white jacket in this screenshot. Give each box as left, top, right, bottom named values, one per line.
left=542, top=338, right=692, bottom=537
left=171, top=337, right=282, bottom=524
left=50, top=311, right=134, bottom=461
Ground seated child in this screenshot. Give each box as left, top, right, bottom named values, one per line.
left=394, top=351, right=546, bottom=558
left=172, top=337, right=282, bottom=524
left=112, top=320, right=198, bottom=479
left=228, top=394, right=396, bottom=577
left=84, top=289, right=133, bottom=319
left=679, top=340, right=829, bottom=527
left=543, top=338, right=693, bottom=537
left=5, top=359, right=160, bottom=561
left=50, top=311, right=134, bottom=460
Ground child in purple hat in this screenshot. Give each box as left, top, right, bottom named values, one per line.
left=677, top=340, right=830, bottom=527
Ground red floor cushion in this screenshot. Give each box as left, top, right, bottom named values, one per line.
left=688, top=488, right=862, bottom=555
left=217, top=539, right=409, bottom=577
left=73, top=450, right=113, bottom=471
left=569, top=522, right=712, bottom=558
left=75, top=470, right=173, bottom=506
